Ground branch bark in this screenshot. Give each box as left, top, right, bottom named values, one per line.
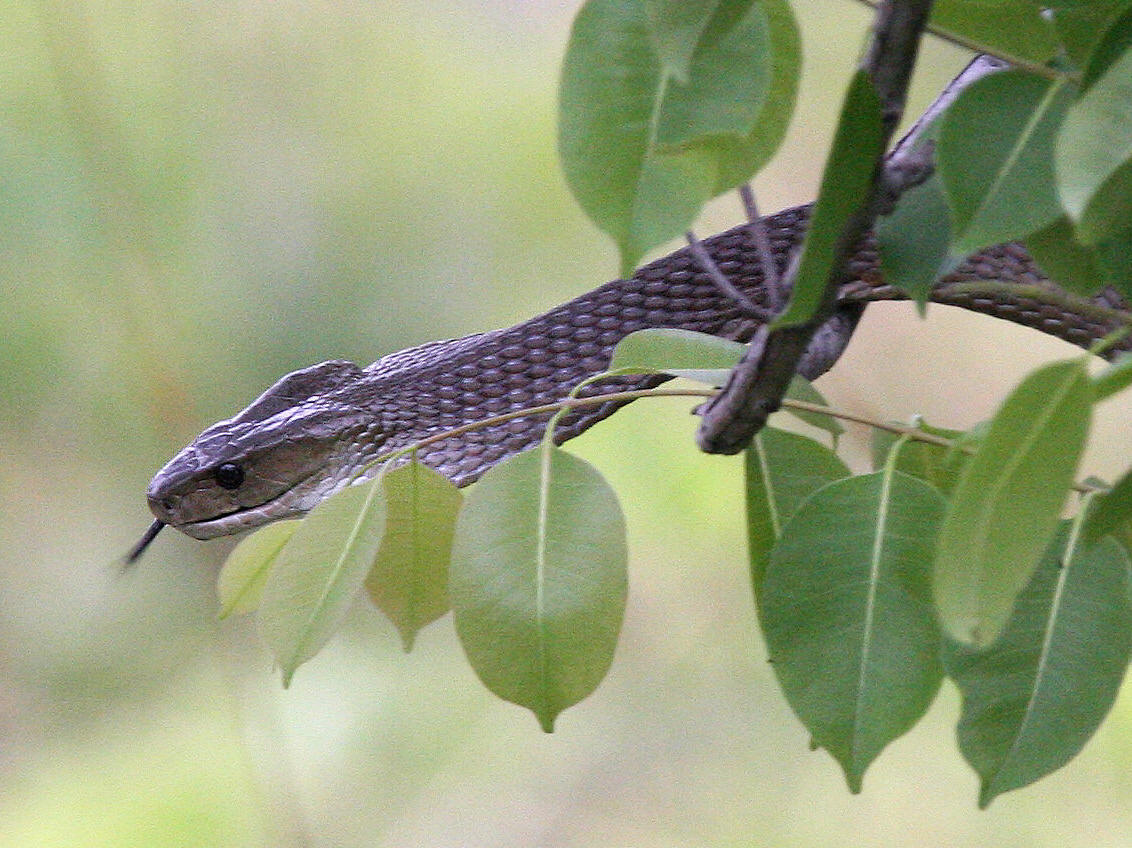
left=696, top=0, right=935, bottom=454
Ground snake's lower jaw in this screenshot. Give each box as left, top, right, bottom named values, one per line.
left=175, top=509, right=281, bottom=540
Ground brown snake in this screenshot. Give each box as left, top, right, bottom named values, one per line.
left=130, top=202, right=1132, bottom=558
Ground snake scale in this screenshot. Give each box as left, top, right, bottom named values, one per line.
left=134, top=201, right=1132, bottom=553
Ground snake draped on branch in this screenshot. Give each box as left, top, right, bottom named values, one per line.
left=137, top=204, right=1132, bottom=550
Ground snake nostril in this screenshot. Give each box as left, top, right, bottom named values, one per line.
left=161, top=497, right=175, bottom=512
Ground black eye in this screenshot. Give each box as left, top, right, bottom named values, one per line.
left=214, top=462, right=245, bottom=490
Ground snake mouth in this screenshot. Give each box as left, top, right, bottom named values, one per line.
left=179, top=488, right=295, bottom=540
left=175, top=465, right=335, bottom=540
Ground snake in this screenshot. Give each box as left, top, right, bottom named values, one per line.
left=129, top=202, right=1132, bottom=559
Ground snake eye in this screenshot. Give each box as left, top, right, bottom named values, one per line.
left=214, top=462, right=245, bottom=490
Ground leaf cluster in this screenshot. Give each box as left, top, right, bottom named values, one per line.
left=211, top=0, right=1132, bottom=807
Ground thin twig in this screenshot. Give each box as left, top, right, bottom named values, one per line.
left=738, top=184, right=783, bottom=310
left=685, top=230, right=770, bottom=319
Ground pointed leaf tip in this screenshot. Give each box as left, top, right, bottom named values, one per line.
left=450, top=445, right=627, bottom=728
left=944, top=526, right=1132, bottom=805
left=762, top=470, right=946, bottom=790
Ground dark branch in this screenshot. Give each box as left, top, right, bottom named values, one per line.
left=696, top=0, right=935, bottom=455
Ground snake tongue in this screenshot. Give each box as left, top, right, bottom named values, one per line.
left=123, top=519, right=165, bottom=568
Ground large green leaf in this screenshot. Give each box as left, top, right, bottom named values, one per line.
left=450, top=445, right=627, bottom=732
left=876, top=174, right=954, bottom=309
left=775, top=70, right=884, bottom=327
left=1056, top=44, right=1132, bottom=245
left=643, top=0, right=727, bottom=82
left=559, top=0, right=797, bottom=273
left=259, top=478, right=388, bottom=685
left=217, top=520, right=300, bottom=619
left=652, top=0, right=769, bottom=149
left=929, top=0, right=1059, bottom=66
left=365, top=459, right=463, bottom=651
left=761, top=470, right=947, bottom=791
left=1025, top=215, right=1132, bottom=303
left=1075, top=2, right=1132, bottom=90
left=706, top=0, right=799, bottom=194
left=745, top=427, right=850, bottom=601
left=938, top=71, right=1075, bottom=255
left=943, top=525, right=1132, bottom=807
left=1024, top=215, right=1113, bottom=298
left=933, top=359, right=1092, bottom=648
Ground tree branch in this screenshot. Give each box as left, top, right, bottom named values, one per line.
left=696, top=0, right=935, bottom=455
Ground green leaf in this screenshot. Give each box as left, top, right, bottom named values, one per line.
left=364, top=459, right=463, bottom=652
left=745, top=427, right=850, bottom=601
left=761, top=470, right=947, bottom=792
left=610, top=327, right=744, bottom=384
left=775, top=70, right=884, bottom=327
left=929, top=0, right=1058, bottom=65
left=780, top=375, right=843, bottom=439
left=704, top=0, right=800, bottom=194
left=1057, top=44, right=1132, bottom=244
left=1075, top=3, right=1132, bottom=91
left=643, top=0, right=725, bottom=82
left=1025, top=216, right=1132, bottom=303
left=1084, top=467, right=1132, bottom=544
left=933, top=359, right=1092, bottom=648
left=652, top=0, right=770, bottom=149
left=871, top=422, right=967, bottom=496
left=217, top=520, right=300, bottom=619
left=259, top=478, right=388, bottom=686
left=1050, top=1, right=1132, bottom=72
left=943, top=525, right=1132, bottom=807
left=450, top=445, right=627, bottom=732
left=1024, top=215, right=1112, bottom=297
left=876, top=174, right=954, bottom=309
left=1092, top=352, right=1132, bottom=401
left=1093, top=226, right=1132, bottom=304
left=559, top=0, right=796, bottom=273
left=938, top=71, right=1075, bottom=255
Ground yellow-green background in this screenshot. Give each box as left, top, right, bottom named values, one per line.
left=2, top=1, right=1131, bottom=845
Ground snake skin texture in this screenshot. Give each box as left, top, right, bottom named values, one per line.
left=350, top=203, right=1132, bottom=485
left=145, top=200, right=1132, bottom=538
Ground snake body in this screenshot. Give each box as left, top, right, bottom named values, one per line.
left=142, top=202, right=1132, bottom=542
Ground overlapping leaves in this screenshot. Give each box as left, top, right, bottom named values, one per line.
left=224, top=447, right=627, bottom=732
left=917, top=12, right=1132, bottom=305
left=559, top=0, right=799, bottom=274
left=206, top=0, right=1132, bottom=807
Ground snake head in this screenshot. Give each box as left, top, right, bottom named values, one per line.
left=146, top=360, right=378, bottom=540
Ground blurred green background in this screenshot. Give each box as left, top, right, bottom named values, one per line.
left=3, top=1, right=1132, bottom=845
